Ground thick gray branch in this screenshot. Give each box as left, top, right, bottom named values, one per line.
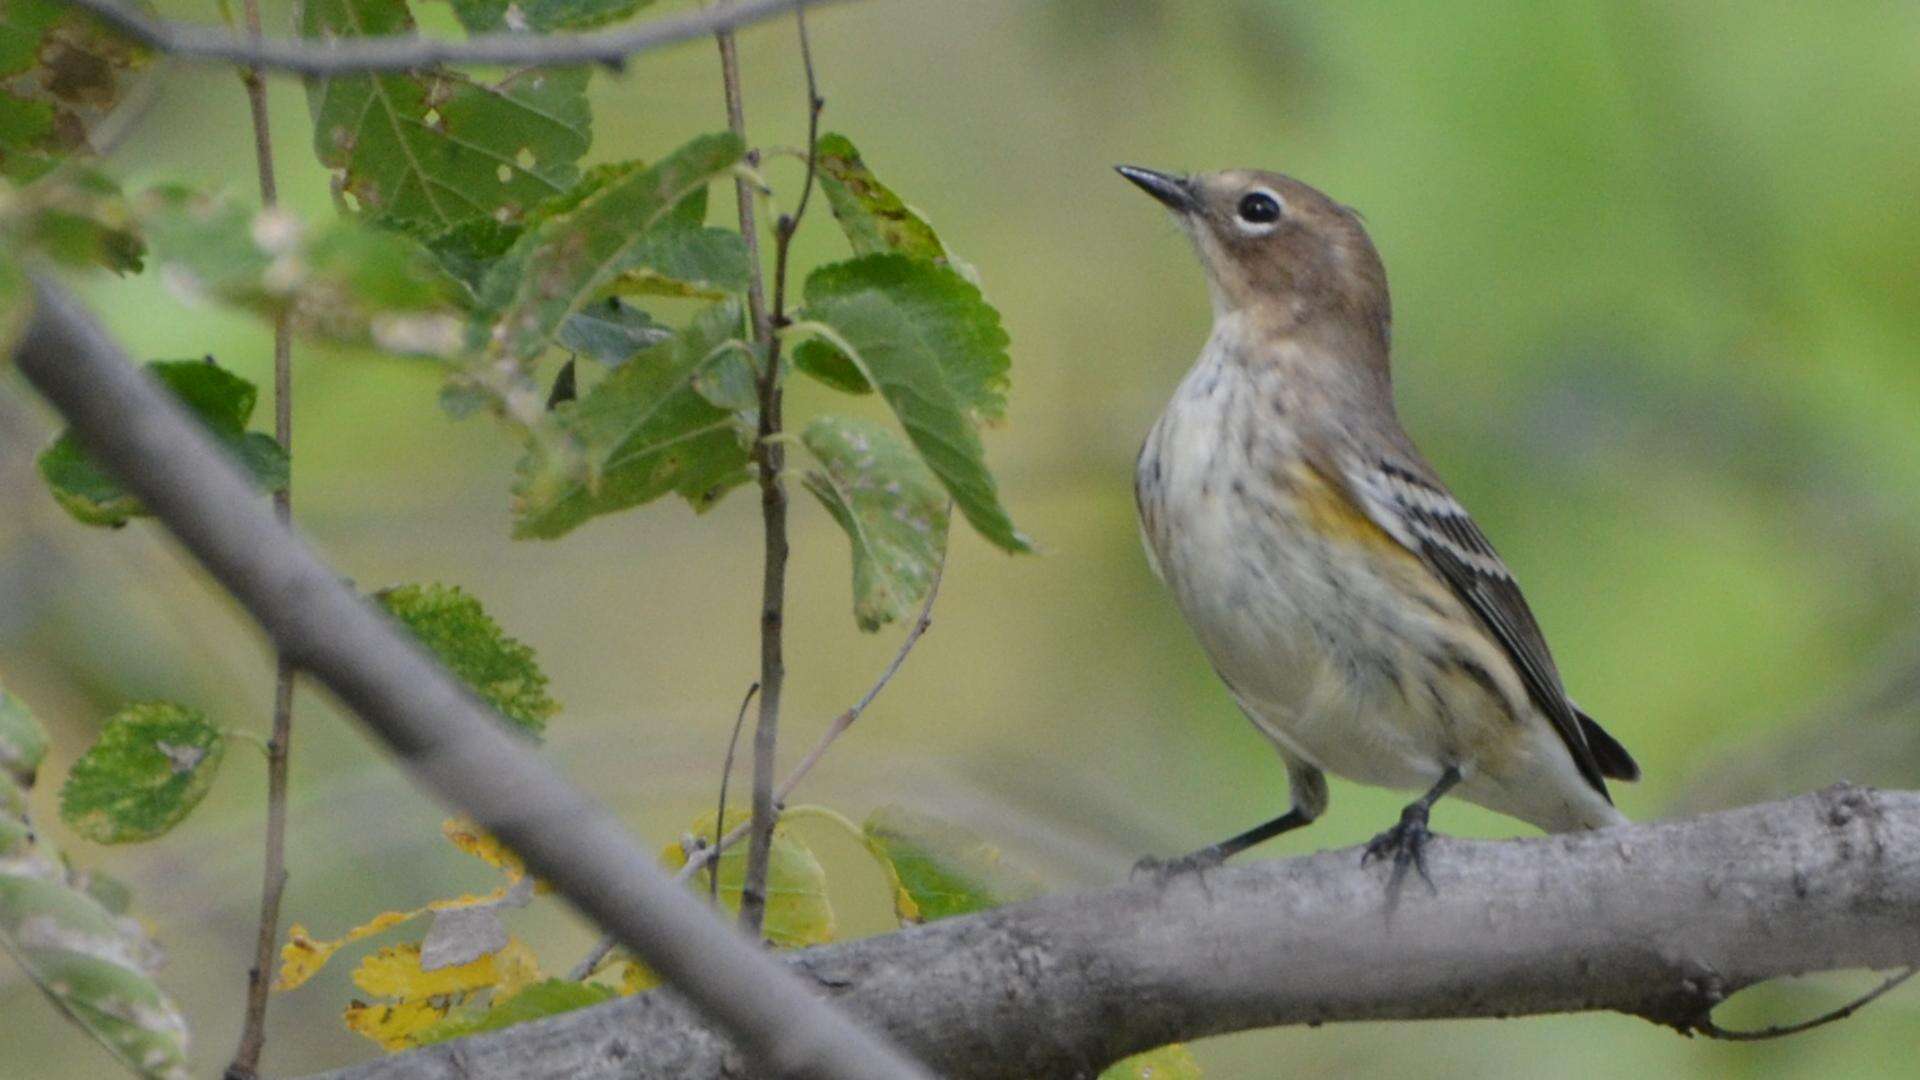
left=310, top=786, right=1920, bottom=1080
left=57, top=0, right=849, bottom=76
left=9, top=278, right=929, bottom=1080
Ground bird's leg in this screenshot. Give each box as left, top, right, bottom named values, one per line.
left=1363, top=765, right=1462, bottom=893
left=1134, top=807, right=1315, bottom=883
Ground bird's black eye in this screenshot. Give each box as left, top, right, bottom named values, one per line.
left=1237, top=191, right=1282, bottom=224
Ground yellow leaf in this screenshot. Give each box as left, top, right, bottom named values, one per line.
left=353, top=943, right=501, bottom=1000
left=491, top=938, right=543, bottom=1000
left=442, top=818, right=526, bottom=877
left=613, top=958, right=660, bottom=996
left=278, top=908, right=426, bottom=991
left=344, top=998, right=448, bottom=1051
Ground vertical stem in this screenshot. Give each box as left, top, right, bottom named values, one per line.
left=226, top=1, right=295, bottom=1074
left=714, top=12, right=784, bottom=939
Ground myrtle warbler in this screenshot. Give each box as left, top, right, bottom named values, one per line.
left=1117, top=165, right=1639, bottom=882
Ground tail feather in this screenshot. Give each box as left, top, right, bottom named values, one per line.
left=1577, top=708, right=1640, bottom=782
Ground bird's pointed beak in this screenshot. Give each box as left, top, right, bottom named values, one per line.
left=1116, top=165, right=1196, bottom=213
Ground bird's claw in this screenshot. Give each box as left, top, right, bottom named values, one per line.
left=1362, top=804, right=1438, bottom=895
left=1131, top=848, right=1223, bottom=887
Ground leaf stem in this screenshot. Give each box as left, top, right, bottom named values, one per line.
left=226, top=3, right=296, bottom=1074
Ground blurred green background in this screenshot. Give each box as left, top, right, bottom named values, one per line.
left=5, top=0, right=1920, bottom=1075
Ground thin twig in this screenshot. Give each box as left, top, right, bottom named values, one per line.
left=51, top=0, right=851, bottom=76
left=1692, top=966, right=1919, bottom=1041
left=711, top=681, right=760, bottom=904
left=225, top=0, right=295, bottom=1073
left=714, top=1, right=786, bottom=942
left=567, top=555, right=943, bottom=980
left=768, top=6, right=823, bottom=328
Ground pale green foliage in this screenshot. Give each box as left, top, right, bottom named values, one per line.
left=140, top=188, right=458, bottom=352
left=38, top=359, right=289, bottom=527
left=478, top=134, right=748, bottom=362
left=663, top=810, right=836, bottom=949
left=801, top=416, right=950, bottom=631
left=58, top=702, right=226, bottom=844
left=812, top=132, right=967, bottom=270
left=300, top=0, right=591, bottom=235
left=1100, top=1044, right=1205, bottom=1079
left=799, top=255, right=1027, bottom=552
left=0, top=686, right=48, bottom=787
left=376, top=584, right=558, bottom=737
left=449, top=0, right=654, bottom=33
left=861, top=804, right=1040, bottom=924
left=512, top=300, right=754, bottom=538
left=556, top=297, right=672, bottom=366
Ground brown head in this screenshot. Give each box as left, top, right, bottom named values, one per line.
left=1116, top=166, right=1391, bottom=352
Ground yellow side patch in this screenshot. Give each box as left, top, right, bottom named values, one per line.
left=1289, top=461, right=1414, bottom=557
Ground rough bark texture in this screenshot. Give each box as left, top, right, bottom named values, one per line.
left=310, top=786, right=1920, bottom=1080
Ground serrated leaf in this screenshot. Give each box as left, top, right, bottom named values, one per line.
left=556, top=297, right=671, bottom=366
left=449, top=0, right=654, bottom=32
left=0, top=0, right=149, bottom=180
left=58, top=702, right=226, bottom=843
left=0, top=685, right=49, bottom=786
left=376, top=584, right=557, bottom=737
left=301, top=0, right=590, bottom=234
left=861, top=804, right=1040, bottom=925
left=798, top=255, right=1028, bottom=552
left=1101, top=1044, right=1204, bottom=1079
left=512, top=299, right=754, bottom=538
left=415, top=978, right=614, bottom=1046
left=37, top=358, right=289, bottom=526
left=663, top=810, right=835, bottom=949
left=801, top=416, right=949, bottom=631
left=141, top=188, right=458, bottom=352
left=479, top=133, right=747, bottom=362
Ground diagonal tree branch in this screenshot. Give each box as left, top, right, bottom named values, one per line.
left=9, top=277, right=930, bottom=1080
left=300, top=785, right=1920, bottom=1080
left=54, top=0, right=852, bottom=76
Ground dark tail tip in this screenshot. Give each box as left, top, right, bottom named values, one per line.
left=1578, top=708, right=1640, bottom=782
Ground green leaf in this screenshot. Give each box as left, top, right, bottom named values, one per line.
left=376, top=583, right=557, bottom=738
left=415, top=978, right=614, bottom=1046
left=665, top=810, right=836, bottom=949
left=0, top=0, right=149, bottom=180
left=141, top=188, right=459, bottom=352
left=798, top=254, right=1028, bottom=552
left=0, top=685, right=49, bottom=787
left=512, top=300, right=754, bottom=539
left=301, top=0, right=591, bottom=235
left=556, top=297, right=672, bottom=366
left=38, top=359, right=289, bottom=527
left=448, top=0, right=654, bottom=32
left=1100, top=1044, right=1205, bottom=1080
left=812, top=132, right=962, bottom=269
left=861, top=804, right=1040, bottom=925
left=4, top=167, right=145, bottom=274
left=58, top=702, right=226, bottom=844
left=801, top=416, right=949, bottom=632
left=479, top=134, right=747, bottom=362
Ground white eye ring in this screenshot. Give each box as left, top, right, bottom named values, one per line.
left=1233, top=188, right=1284, bottom=236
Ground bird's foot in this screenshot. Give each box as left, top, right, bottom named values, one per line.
left=1362, top=803, right=1439, bottom=894
left=1131, top=846, right=1224, bottom=887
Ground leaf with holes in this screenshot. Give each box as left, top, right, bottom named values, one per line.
left=38, top=359, right=289, bottom=527
left=141, top=187, right=459, bottom=352
left=0, top=0, right=149, bottom=181
left=58, top=702, right=226, bottom=844
left=802, top=416, right=949, bottom=632
left=861, top=804, right=1041, bottom=925
left=479, top=134, right=747, bottom=362
left=449, top=0, right=654, bottom=32
left=376, top=584, right=558, bottom=737
left=512, top=299, right=754, bottom=538
left=300, top=0, right=590, bottom=235
left=662, top=811, right=836, bottom=949
left=797, top=255, right=1027, bottom=552
left=1100, top=1044, right=1205, bottom=1079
